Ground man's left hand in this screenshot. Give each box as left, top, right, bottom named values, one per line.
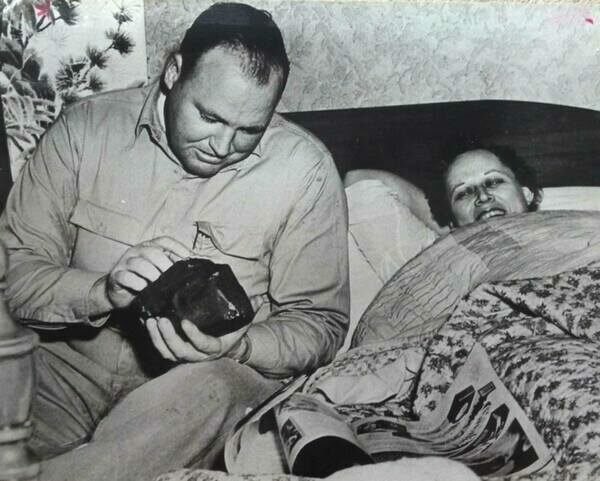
left=145, top=317, right=249, bottom=363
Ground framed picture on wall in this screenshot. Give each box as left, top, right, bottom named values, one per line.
left=0, top=0, right=147, bottom=205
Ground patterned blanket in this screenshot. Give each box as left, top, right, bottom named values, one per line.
left=354, top=210, right=600, bottom=346
left=297, top=267, right=600, bottom=481
left=422, top=266, right=600, bottom=481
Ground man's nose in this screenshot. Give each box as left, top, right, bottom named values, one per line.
left=474, top=186, right=492, bottom=204
left=209, top=127, right=235, bottom=158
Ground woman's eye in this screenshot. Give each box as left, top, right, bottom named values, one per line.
left=454, top=188, right=472, bottom=201
left=485, top=177, right=505, bottom=188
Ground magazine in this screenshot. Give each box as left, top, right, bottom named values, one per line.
left=225, top=343, right=552, bottom=478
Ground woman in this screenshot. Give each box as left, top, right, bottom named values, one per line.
left=344, top=143, right=543, bottom=231
left=441, top=144, right=543, bottom=227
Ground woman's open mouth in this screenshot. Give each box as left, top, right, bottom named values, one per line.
left=476, top=208, right=506, bottom=221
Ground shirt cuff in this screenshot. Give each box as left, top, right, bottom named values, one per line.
left=14, top=270, right=111, bottom=327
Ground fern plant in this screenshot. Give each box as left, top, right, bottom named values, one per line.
left=55, top=5, right=135, bottom=104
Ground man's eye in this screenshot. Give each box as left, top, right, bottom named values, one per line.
left=240, top=129, right=262, bottom=136
left=199, top=112, right=218, bottom=123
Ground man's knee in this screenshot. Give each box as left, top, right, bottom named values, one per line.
left=160, top=358, right=268, bottom=413
left=95, top=359, right=272, bottom=436
left=29, top=343, right=109, bottom=459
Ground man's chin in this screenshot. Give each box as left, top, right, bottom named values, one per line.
left=180, top=157, right=227, bottom=178
left=179, top=152, right=247, bottom=177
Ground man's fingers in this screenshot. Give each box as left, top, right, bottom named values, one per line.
left=158, top=318, right=209, bottom=362
left=181, top=320, right=222, bottom=353
left=113, top=269, right=147, bottom=293
left=137, top=246, right=176, bottom=273
left=146, top=318, right=177, bottom=362
left=151, top=237, right=195, bottom=260
left=108, top=236, right=192, bottom=310
left=125, top=256, right=162, bottom=282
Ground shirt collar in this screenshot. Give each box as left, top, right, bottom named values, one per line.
left=135, top=81, right=164, bottom=141
left=135, top=81, right=267, bottom=174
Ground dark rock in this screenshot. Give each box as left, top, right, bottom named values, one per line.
left=131, top=258, right=253, bottom=338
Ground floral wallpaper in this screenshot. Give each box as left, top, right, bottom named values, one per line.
left=144, top=0, right=600, bottom=113
left=1, top=0, right=147, bottom=177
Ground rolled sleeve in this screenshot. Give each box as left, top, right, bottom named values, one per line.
left=246, top=150, right=350, bottom=377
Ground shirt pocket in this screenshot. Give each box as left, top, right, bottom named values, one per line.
left=193, top=221, right=266, bottom=261
left=193, top=221, right=269, bottom=303
left=69, top=198, right=144, bottom=247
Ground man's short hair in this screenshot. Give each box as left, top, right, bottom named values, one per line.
left=179, top=2, right=290, bottom=91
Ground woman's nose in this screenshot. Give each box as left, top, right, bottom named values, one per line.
left=474, top=186, right=492, bottom=204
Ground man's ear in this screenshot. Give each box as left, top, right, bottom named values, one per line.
left=162, top=53, right=183, bottom=91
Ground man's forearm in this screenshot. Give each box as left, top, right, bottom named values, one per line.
left=6, top=260, right=113, bottom=326
left=243, top=309, right=348, bottom=378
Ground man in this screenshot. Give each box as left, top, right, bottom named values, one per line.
left=0, top=3, right=349, bottom=481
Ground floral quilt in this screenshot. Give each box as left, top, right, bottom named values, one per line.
left=299, top=266, right=600, bottom=481
left=421, top=266, right=600, bottom=481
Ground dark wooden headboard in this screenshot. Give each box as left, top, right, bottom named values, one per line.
left=2, top=99, right=600, bottom=216
left=284, top=100, right=600, bottom=223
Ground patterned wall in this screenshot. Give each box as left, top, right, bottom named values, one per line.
left=144, top=0, right=600, bottom=113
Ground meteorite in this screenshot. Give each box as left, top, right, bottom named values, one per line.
left=131, top=258, right=253, bottom=338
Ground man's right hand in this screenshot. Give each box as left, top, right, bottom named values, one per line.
left=106, top=237, right=194, bottom=309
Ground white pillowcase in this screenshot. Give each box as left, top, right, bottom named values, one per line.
left=346, top=180, right=439, bottom=282
left=342, top=180, right=439, bottom=351
left=540, top=186, right=600, bottom=212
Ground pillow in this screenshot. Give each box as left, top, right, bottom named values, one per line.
left=343, top=236, right=383, bottom=353
left=342, top=179, right=439, bottom=352
left=346, top=180, right=439, bottom=282
left=344, top=169, right=445, bottom=234
left=539, top=186, right=600, bottom=212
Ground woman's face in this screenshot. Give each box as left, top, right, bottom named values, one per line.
left=445, top=149, right=531, bottom=227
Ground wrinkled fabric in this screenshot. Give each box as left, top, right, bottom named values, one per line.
left=0, top=82, right=349, bottom=377
left=32, top=345, right=282, bottom=481
left=354, top=211, right=600, bottom=346
left=420, top=266, right=600, bottom=481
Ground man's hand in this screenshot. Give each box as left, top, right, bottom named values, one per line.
left=145, top=316, right=250, bottom=363
left=106, top=237, right=193, bottom=309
